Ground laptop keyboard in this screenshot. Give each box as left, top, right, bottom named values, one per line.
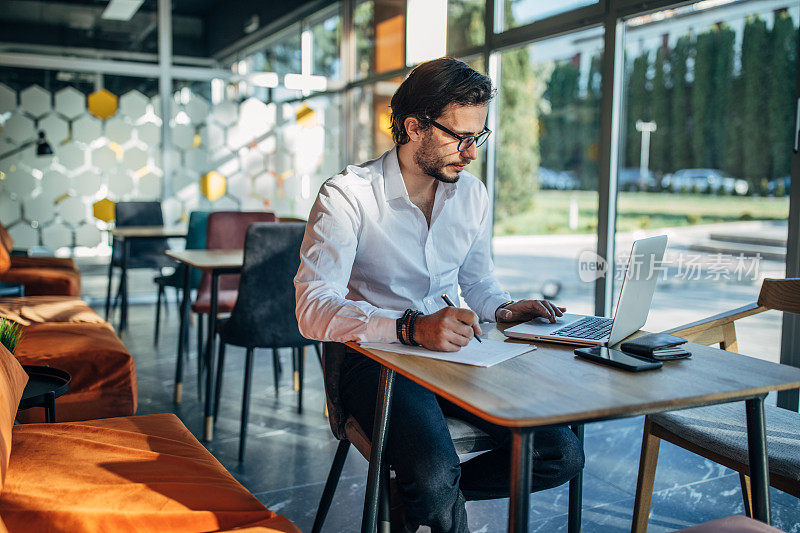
left=550, top=316, right=613, bottom=340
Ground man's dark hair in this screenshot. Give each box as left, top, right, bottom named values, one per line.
left=390, top=57, right=494, bottom=145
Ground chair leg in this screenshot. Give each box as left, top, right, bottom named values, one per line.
left=154, top=283, right=164, bottom=345
left=739, top=472, right=753, bottom=518
left=297, top=347, right=306, bottom=414
left=378, top=463, right=391, bottom=533
left=272, top=349, right=280, bottom=397
left=105, top=262, right=114, bottom=320
left=239, top=347, right=255, bottom=462
left=293, top=349, right=300, bottom=392
left=213, top=340, right=227, bottom=424
left=311, top=440, right=351, bottom=533
left=196, top=313, right=205, bottom=402
left=633, top=416, right=661, bottom=533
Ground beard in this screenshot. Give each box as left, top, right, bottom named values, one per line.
left=413, top=131, right=468, bottom=184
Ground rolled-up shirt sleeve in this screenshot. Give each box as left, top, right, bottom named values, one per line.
left=295, top=180, right=403, bottom=343
left=458, top=188, right=511, bottom=322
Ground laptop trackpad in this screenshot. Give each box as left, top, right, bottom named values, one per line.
left=522, top=313, right=586, bottom=334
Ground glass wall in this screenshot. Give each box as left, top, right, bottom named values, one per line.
left=614, top=1, right=799, bottom=363
left=500, top=0, right=598, bottom=30
left=492, top=27, right=604, bottom=314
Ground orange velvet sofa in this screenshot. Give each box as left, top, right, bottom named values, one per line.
left=0, top=223, right=81, bottom=297
left=0, top=344, right=299, bottom=533
left=0, top=296, right=137, bottom=423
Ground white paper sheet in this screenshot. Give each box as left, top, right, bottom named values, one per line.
left=359, top=338, right=536, bottom=367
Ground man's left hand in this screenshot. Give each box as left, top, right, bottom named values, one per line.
left=496, top=300, right=566, bottom=323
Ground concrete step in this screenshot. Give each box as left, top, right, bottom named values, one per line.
left=688, top=240, right=786, bottom=262
left=708, top=232, right=787, bottom=248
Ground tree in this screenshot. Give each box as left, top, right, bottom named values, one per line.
left=741, top=15, right=770, bottom=183
left=709, top=25, right=735, bottom=170
left=625, top=51, right=650, bottom=168
left=496, top=45, right=541, bottom=221
left=692, top=30, right=713, bottom=168
left=767, top=11, right=798, bottom=179
left=447, top=0, right=485, bottom=53
left=670, top=35, right=693, bottom=172
left=650, top=45, right=671, bottom=175
left=540, top=62, right=580, bottom=172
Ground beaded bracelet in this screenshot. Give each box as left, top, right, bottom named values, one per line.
left=408, top=311, right=423, bottom=346
left=397, top=309, right=413, bottom=344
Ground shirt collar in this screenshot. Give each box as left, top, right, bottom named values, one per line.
left=383, top=146, right=459, bottom=201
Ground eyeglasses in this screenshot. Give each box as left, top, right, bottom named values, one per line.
left=429, top=120, right=492, bottom=152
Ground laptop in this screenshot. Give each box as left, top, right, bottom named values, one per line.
left=503, top=235, right=668, bottom=347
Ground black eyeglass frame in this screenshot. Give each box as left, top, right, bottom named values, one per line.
left=428, top=119, right=492, bottom=152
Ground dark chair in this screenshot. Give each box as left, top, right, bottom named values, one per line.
left=212, top=222, right=317, bottom=461
left=311, top=342, right=498, bottom=532
left=175, top=211, right=278, bottom=404
left=153, top=211, right=209, bottom=345
left=633, top=278, right=800, bottom=532
left=105, top=201, right=175, bottom=320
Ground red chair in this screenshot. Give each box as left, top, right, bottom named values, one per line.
left=178, top=211, right=277, bottom=400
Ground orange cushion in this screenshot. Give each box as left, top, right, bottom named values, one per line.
left=0, top=268, right=81, bottom=297
left=0, top=245, right=9, bottom=276
left=0, top=296, right=105, bottom=326
left=0, top=344, right=26, bottom=491
left=0, top=224, right=12, bottom=255
left=0, top=414, right=299, bottom=532
left=8, top=256, right=77, bottom=272
left=13, top=322, right=137, bottom=422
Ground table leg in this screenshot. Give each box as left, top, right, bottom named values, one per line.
left=362, top=366, right=395, bottom=533
left=105, top=238, right=115, bottom=320
left=119, top=239, right=130, bottom=333
left=44, top=391, right=56, bottom=423
left=203, top=270, right=219, bottom=442
left=745, top=396, right=771, bottom=525
left=568, top=424, right=584, bottom=533
left=508, top=428, right=533, bottom=533
left=174, top=263, right=191, bottom=404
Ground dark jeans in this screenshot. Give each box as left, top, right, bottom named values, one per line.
left=341, top=352, right=585, bottom=533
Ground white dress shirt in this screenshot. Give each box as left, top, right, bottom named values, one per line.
left=294, top=146, right=511, bottom=343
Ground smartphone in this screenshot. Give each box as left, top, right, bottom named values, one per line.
left=574, top=346, right=663, bottom=372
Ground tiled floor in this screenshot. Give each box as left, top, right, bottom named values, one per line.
left=87, top=265, right=798, bottom=533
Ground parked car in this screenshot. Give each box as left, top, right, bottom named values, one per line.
left=766, top=176, right=790, bottom=196
left=537, top=167, right=580, bottom=190
left=617, top=168, right=657, bottom=191
left=661, top=168, right=748, bottom=195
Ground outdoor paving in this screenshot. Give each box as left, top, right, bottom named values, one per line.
left=77, top=219, right=797, bottom=531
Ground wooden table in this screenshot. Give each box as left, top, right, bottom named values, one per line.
left=166, top=249, right=244, bottom=441
left=107, top=226, right=187, bottom=333
left=349, top=325, right=800, bottom=532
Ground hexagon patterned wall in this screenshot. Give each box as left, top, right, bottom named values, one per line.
left=1, top=81, right=342, bottom=253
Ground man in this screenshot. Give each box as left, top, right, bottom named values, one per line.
left=295, top=58, right=584, bottom=532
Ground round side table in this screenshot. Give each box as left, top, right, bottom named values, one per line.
left=19, top=365, right=71, bottom=423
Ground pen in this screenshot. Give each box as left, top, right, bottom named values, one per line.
left=441, top=294, right=482, bottom=343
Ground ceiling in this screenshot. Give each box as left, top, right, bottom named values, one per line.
left=0, top=0, right=318, bottom=96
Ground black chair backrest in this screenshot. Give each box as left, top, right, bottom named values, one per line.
left=221, top=222, right=312, bottom=349
left=113, top=201, right=168, bottom=266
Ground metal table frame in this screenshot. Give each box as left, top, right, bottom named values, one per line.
left=360, top=367, right=771, bottom=533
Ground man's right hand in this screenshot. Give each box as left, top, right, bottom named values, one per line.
left=413, top=307, right=482, bottom=352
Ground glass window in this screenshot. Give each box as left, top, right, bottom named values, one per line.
left=310, top=11, right=343, bottom=79
left=350, top=78, right=402, bottom=162
left=264, top=25, right=303, bottom=76
left=615, top=2, right=798, bottom=363
left=493, top=27, right=604, bottom=314
left=355, top=0, right=406, bottom=78
left=448, top=0, right=486, bottom=52
left=501, top=0, right=598, bottom=31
